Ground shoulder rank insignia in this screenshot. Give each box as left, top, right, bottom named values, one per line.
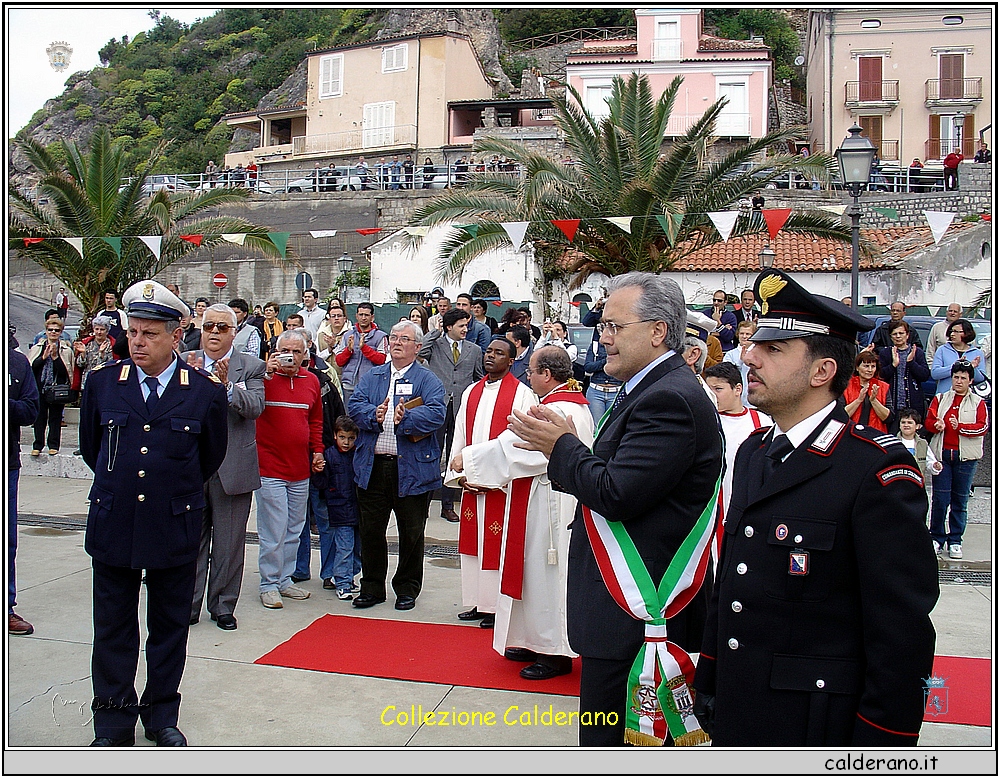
left=118, top=364, right=131, bottom=382
left=179, top=368, right=190, bottom=386
left=877, top=465, right=923, bottom=488
left=873, top=433, right=903, bottom=449
left=810, top=419, right=846, bottom=453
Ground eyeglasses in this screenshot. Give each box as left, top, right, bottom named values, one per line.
left=388, top=335, right=415, bottom=344
left=46, top=328, right=62, bottom=333
left=713, top=298, right=726, bottom=304
left=596, top=319, right=656, bottom=336
left=201, top=321, right=233, bottom=333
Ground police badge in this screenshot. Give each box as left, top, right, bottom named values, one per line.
left=923, top=675, right=949, bottom=717
left=47, top=41, right=73, bottom=72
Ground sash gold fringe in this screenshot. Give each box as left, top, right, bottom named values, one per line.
left=673, top=729, right=711, bottom=747
left=624, top=728, right=664, bottom=747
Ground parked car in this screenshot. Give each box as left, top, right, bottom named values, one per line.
left=283, top=167, right=365, bottom=192
left=197, top=173, right=273, bottom=194
left=120, top=175, right=194, bottom=196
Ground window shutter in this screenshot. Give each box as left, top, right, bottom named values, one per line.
left=963, top=114, right=975, bottom=156
left=320, top=55, right=342, bottom=97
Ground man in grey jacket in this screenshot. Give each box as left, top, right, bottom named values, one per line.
left=419, top=308, right=484, bottom=522
left=187, top=304, right=266, bottom=630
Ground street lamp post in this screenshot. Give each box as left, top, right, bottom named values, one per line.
left=758, top=242, right=776, bottom=269
left=337, top=251, right=354, bottom=302
left=834, top=125, right=876, bottom=309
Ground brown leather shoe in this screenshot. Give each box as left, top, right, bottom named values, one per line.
left=441, top=508, right=460, bottom=523
left=9, top=612, right=34, bottom=635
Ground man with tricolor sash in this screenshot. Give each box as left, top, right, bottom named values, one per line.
left=445, top=339, right=536, bottom=630
left=510, top=273, right=723, bottom=746
left=452, top=346, right=594, bottom=680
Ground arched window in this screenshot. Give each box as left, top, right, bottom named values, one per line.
left=470, top=280, right=501, bottom=300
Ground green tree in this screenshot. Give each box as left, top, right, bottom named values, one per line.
left=8, top=127, right=285, bottom=315
left=411, top=74, right=856, bottom=285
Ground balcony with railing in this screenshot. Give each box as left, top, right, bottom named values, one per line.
left=924, top=137, right=977, bottom=161
left=651, top=38, right=682, bottom=61
left=291, top=124, right=417, bottom=157
left=925, top=78, right=982, bottom=104
left=878, top=140, right=899, bottom=161
left=845, top=80, right=900, bottom=106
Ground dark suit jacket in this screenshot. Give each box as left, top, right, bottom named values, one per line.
left=419, top=330, right=484, bottom=405
left=548, top=352, right=723, bottom=660
left=80, top=356, right=229, bottom=569
left=694, top=407, right=938, bottom=746
left=189, top=349, right=265, bottom=495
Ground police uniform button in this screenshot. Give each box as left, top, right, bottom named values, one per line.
left=731, top=601, right=743, bottom=613
left=794, top=534, right=803, bottom=543
left=736, top=563, right=748, bottom=575
left=184, top=425, right=190, bottom=431
left=855, top=424, right=864, bottom=430
left=185, top=504, right=191, bottom=510
left=138, top=494, right=145, bottom=502
left=140, top=447, right=148, bottom=454
left=727, top=638, right=739, bottom=650
left=143, top=424, right=151, bottom=431
left=744, top=526, right=754, bottom=538
left=816, top=679, right=826, bottom=689
left=138, top=470, right=145, bottom=477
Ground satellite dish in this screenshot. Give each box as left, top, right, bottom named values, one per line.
left=794, top=55, right=805, bottom=66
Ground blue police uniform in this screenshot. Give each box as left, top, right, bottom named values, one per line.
left=79, top=281, right=228, bottom=746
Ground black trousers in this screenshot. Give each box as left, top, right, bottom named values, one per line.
left=357, top=456, right=431, bottom=600
left=436, top=400, right=459, bottom=510
left=32, top=395, right=64, bottom=451
left=91, top=558, right=196, bottom=739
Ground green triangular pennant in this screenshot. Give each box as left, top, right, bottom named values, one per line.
left=267, top=232, right=290, bottom=258
left=459, top=223, right=479, bottom=239
left=872, top=207, right=899, bottom=220
left=99, top=236, right=121, bottom=258
left=655, top=214, right=685, bottom=246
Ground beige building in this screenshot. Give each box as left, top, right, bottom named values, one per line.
left=806, top=8, right=992, bottom=166
left=225, top=31, right=495, bottom=168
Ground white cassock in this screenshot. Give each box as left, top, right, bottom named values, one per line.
left=445, top=376, right=536, bottom=613
left=461, top=388, right=595, bottom=658
left=717, top=406, right=771, bottom=518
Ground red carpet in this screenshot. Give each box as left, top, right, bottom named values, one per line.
left=923, top=655, right=992, bottom=727
left=256, top=614, right=580, bottom=696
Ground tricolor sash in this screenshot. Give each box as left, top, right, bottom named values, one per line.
left=581, top=473, right=719, bottom=747
left=499, top=384, right=589, bottom=599
left=458, top=373, right=523, bottom=569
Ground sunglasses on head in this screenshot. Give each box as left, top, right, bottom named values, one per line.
left=202, top=321, right=232, bottom=333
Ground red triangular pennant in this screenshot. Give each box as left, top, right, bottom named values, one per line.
left=569, top=301, right=582, bottom=307
left=492, top=301, right=503, bottom=307
left=23, top=237, right=45, bottom=245
left=356, top=228, right=383, bottom=236
left=551, top=219, right=580, bottom=241
left=762, top=209, right=792, bottom=241
left=180, top=234, right=204, bottom=246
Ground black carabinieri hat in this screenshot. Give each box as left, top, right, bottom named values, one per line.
left=750, top=269, right=874, bottom=343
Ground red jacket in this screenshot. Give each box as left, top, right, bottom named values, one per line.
left=256, top=368, right=323, bottom=481
left=943, top=152, right=964, bottom=169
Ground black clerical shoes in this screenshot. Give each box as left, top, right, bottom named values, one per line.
left=144, top=726, right=187, bottom=746
left=212, top=613, right=237, bottom=630
left=520, top=657, right=573, bottom=680
left=457, top=607, right=484, bottom=621
left=479, top=613, right=495, bottom=629
left=352, top=593, right=386, bottom=609
left=394, top=595, right=416, bottom=611
left=503, top=647, right=537, bottom=662
left=90, top=734, right=135, bottom=747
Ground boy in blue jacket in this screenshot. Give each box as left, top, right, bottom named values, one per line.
left=319, top=416, right=362, bottom=599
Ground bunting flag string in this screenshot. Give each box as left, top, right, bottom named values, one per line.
left=138, top=236, right=160, bottom=260
left=501, top=221, right=529, bottom=252
left=552, top=219, right=580, bottom=241
left=99, top=236, right=122, bottom=258
left=221, top=233, right=247, bottom=246
left=355, top=228, right=382, bottom=236
left=267, top=232, right=290, bottom=258
left=63, top=237, right=84, bottom=258
left=180, top=234, right=204, bottom=246
left=654, top=214, right=685, bottom=246
left=309, top=229, right=338, bottom=238
left=606, top=216, right=633, bottom=234
left=923, top=211, right=955, bottom=244
left=707, top=211, right=738, bottom=242
left=818, top=204, right=848, bottom=216
left=458, top=224, right=479, bottom=239
left=762, top=208, right=792, bottom=241
left=22, top=237, right=44, bottom=246
left=871, top=207, right=899, bottom=220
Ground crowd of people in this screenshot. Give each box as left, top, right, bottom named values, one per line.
left=7, top=272, right=989, bottom=748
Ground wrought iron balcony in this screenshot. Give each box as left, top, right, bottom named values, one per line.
left=925, top=78, right=982, bottom=102
left=845, top=80, right=899, bottom=104
left=291, top=124, right=417, bottom=156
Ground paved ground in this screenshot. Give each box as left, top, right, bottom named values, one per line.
left=6, top=423, right=994, bottom=768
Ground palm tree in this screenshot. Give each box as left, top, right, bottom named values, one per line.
left=9, top=127, right=284, bottom=316
left=411, top=73, right=862, bottom=285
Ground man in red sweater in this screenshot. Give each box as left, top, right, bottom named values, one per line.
left=943, top=150, right=964, bottom=191
left=256, top=330, right=325, bottom=609
left=334, top=302, right=388, bottom=405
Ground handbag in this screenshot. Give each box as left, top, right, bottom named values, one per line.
left=972, top=377, right=992, bottom=400
left=44, top=384, right=72, bottom=404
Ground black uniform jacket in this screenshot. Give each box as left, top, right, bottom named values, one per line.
left=694, top=406, right=939, bottom=746
left=548, top=352, right=723, bottom=659
left=79, top=357, right=229, bottom=569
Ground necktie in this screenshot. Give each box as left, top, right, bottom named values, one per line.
left=761, top=433, right=793, bottom=484
left=610, top=386, right=627, bottom=413
left=144, top=376, right=160, bottom=413
left=452, top=341, right=460, bottom=364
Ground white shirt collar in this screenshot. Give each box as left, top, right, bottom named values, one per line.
left=623, top=350, right=676, bottom=394
left=772, top=401, right=837, bottom=450
left=134, top=355, right=179, bottom=392
left=204, top=346, right=234, bottom=372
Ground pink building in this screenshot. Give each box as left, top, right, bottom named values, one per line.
left=565, top=8, right=773, bottom=140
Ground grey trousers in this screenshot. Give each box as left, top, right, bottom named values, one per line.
left=190, top=474, right=254, bottom=619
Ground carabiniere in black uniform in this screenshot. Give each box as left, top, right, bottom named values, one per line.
left=79, top=280, right=228, bottom=746
left=693, top=269, right=939, bottom=746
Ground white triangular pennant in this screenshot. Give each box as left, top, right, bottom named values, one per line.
left=501, top=221, right=529, bottom=252
left=62, top=236, right=84, bottom=258
left=221, top=233, right=247, bottom=245
left=819, top=204, right=848, bottom=216
left=707, top=211, right=738, bottom=242
left=309, top=229, right=338, bottom=238
left=606, top=216, right=633, bottom=234
left=403, top=226, right=430, bottom=237
left=138, top=235, right=161, bottom=260
left=924, top=211, right=955, bottom=244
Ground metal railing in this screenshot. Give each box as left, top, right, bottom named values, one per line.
left=925, top=78, right=982, bottom=101
left=715, top=112, right=752, bottom=136
left=924, top=137, right=977, bottom=160
left=845, top=80, right=900, bottom=103
left=651, top=38, right=682, bottom=61
left=879, top=140, right=899, bottom=161
left=291, top=124, right=417, bottom=156
left=508, top=27, right=635, bottom=50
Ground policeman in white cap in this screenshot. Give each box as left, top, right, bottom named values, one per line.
left=693, top=269, right=938, bottom=746
left=79, top=280, right=229, bottom=747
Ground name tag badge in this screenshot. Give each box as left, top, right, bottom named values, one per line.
left=396, top=382, right=414, bottom=396
left=235, top=381, right=247, bottom=390
left=789, top=551, right=809, bottom=576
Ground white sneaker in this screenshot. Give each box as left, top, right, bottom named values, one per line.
left=260, top=590, right=283, bottom=609
left=949, top=544, right=963, bottom=560
left=279, top=584, right=311, bottom=600
left=932, top=540, right=942, bottom=555
left=336, top=590, right=353, bottom=600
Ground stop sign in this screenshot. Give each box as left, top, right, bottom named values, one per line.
left=212, top=273, right=228, bottom=288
